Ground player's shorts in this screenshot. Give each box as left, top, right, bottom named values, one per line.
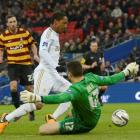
left=34, top=64, right=71, bottom=95
left=8, top=64, right=33, bottom=85
left=59, top=116, right=96, bottom=134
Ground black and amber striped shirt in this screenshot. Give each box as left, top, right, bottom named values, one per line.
left=0, top=28, right=36, bottom=65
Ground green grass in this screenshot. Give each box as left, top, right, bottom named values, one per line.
left=0, top=103, right=140, bottom=140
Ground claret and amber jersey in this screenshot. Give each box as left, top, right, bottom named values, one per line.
left=0, top=28, right=36, bottom=65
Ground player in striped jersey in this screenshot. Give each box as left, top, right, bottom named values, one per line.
left=0, top=15, right=39, bottom=120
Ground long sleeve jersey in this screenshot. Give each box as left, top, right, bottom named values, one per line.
left=41, top=72, right=125, bottom=126
left=39, top=27, right=60, bottom=69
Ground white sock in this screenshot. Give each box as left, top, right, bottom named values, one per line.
left=52, top=102, right=71, bottom=119
left=6, top=103, right=36, bottom=122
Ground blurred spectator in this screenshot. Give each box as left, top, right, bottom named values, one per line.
left=111, top=2, right=123, bottom=18
left=81, top=40, right=104, bottom=75
left=0, top=0, right=140, bottom=61
left=0, top=0, right=139, bottom=47
left=129, top=46, right=140, bottom=65
left=122, top=13, right=129, bottom=30
left=127, top=14, right=136, bottom=29
left=104, top=61, right=115, bottom=76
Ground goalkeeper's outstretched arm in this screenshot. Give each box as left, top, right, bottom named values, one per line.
left=41, top=92, right=74, bottom=104
left=91, top=62, right=139, bottom=86
left=20, top=90, right=75, bottom=104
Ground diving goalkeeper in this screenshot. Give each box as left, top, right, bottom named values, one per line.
left=0, top=61, right=139, bottom=134
left=20, top=61, right=139, bottom=135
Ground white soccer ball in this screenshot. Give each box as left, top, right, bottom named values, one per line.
left=112, top=109, right=129, bottom=127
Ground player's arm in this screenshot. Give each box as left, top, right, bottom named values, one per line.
left=20, top=90, right=76, bottom=103
left=91, top=62, right=139, bottom=85
left=100, top=56, right=105, bottom=72
left=0, top=49, right=4, bottom=63
left=26, top=30, right=40, bottom=63
left=39, top=31, right=58, bottom=68
left=41, top=92, right=74, bottom=104
left=31, top=43, right=40, bottom=63
left=82, top=62, right=97, bottom=69
left=81, top=57, right=91, bottom=69
left=81, top=54, right=97, bottom=70
left=92, top=72, right=125, bottom=85
left=0, top=35, right=5, bottom=63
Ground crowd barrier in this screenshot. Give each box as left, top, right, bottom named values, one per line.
left=0, top=82, right=139, bottom=104
left=102, top=82, right=140, bottom=103
left=0, top=84, right=24, bottom=104
left=104, top=38, right=140, bottom=63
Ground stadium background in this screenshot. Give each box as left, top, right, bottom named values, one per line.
left=0, top=0, right=140, bottom=104
left=0, top=0, right=140, bottom=140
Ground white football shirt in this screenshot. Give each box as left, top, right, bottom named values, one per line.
left=39, top=27, right=60, bottom=69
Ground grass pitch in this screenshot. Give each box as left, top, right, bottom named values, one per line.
left=0, top=103, right=140, bottom=140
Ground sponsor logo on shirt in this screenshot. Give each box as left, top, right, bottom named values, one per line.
left=42, top=42, right=48, bottom=47
left=10, top=45, right=23, bottom=50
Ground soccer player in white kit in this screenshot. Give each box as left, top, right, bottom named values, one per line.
left=0, top=12, right=71, bottom=134
left=34, top=12, right=71, bottom=120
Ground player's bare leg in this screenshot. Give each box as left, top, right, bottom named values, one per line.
left=45, top=102, right=71, bottom=123
left=39, top=122, right=60, bottom=135
left=0, top=102, right=43, bottom=134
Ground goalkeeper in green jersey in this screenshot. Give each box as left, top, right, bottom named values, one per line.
left=20, top=61, right=139, bottom=135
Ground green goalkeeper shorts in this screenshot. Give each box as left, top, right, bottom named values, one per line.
left=59, top=117, right=96, bottom=134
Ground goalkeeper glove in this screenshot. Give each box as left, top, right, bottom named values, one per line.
left=20, top=90, right=41, bottom=103
left=123, top=62, right=139, bottom=76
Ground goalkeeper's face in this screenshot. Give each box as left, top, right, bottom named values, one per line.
left=7, top=17, right=17, bottom=31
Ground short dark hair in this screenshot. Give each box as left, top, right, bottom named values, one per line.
left=51, top=11, right=66, bottom=24
left=6, top=15, right=16, bottom=22
left=67, top=61, right=83, bottom=77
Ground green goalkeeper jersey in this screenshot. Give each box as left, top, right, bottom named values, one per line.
left=42, top=72, right=125, bottom=126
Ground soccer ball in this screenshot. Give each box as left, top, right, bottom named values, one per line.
left=112, top=109, right=129, bottom=127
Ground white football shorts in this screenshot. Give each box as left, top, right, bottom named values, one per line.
left=34, top=65, right=71, bottom=96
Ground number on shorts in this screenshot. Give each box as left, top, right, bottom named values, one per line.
left=27, top=74, right=33, bottom=82
left=64, top=122, right=74, bottom=131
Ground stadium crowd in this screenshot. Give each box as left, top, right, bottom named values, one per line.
left=0, top=0, right=140, bottom=107
left=0, top=0, right=140, bottom=52
left=0, top=0, right=140, bottom=79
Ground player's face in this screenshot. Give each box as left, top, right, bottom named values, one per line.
left=56, top=16, right=68, bottom=33
left=67, top=71, right=72, bottom=82
left=7, top=17, right=17, bottom=31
